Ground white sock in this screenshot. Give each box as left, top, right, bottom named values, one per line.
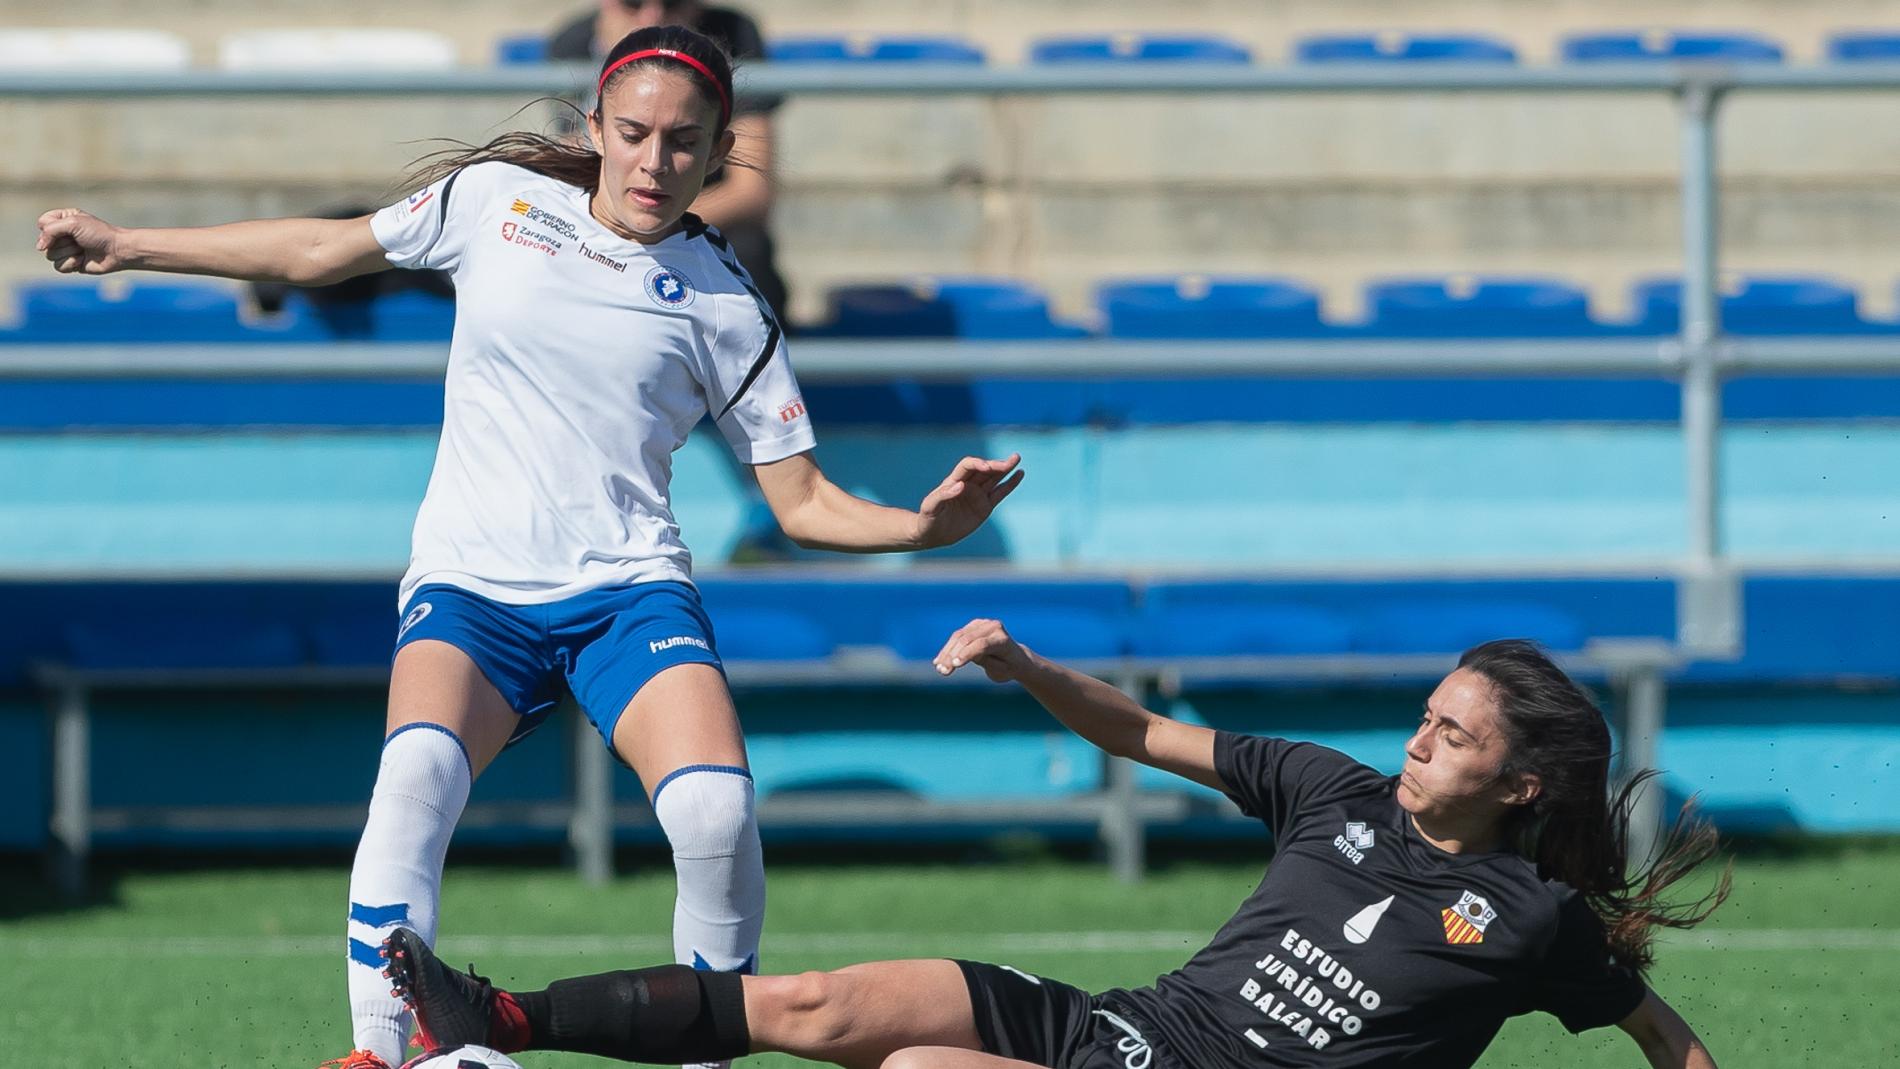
left=652, top=764, right=765, bottom=971
left=653, top=765, right=763, bottom=1069
left=345, top=724, right=471, bottom=1063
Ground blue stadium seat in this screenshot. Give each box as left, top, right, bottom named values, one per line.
left=1356, top=601, right=1586, bottom=654
left=1132, top=595, right=1355, bottom=657
left=697, top=577, right=1134, bottom=662
left=494, top=33, right=547, bottom=65
left=709, top=607, right=837, bottom=661
left=1828, top=32, right=1900, bottom=62
left=1029, top=34, right=1252, bottom=64
left=12, top=280, right=252, bottom=343
left=62, top=617, right=306, bottom=671
left=883, top=606, right=1127, bottom=661
left=278, top=290, right=456, bottom=342
left=1364, top=276, right=1598, bottom=337
left=816, top=285, right=959, bottom=337
left=932, top=279, right=1090, bottom=339
left=1632, top=275, right=1869, bottom=335
left=1098, top=277, right=1328, bottom=338
left=817, top=280, right=1085, bottom=338
left=769, top=36, right=985, bottom=63
left=1561, top=31, right=1784, bottom=64
left=1295, top=33, right=1517, bottom=64
left=369, top=290, right=458, bottom=341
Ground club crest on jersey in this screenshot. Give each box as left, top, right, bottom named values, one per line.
left=645, top=266, right=695, bottom=308
left=499, top=221, right=559, bottom=256
left=1441, top=890, right=1497, bottom=945
left=1333, top=821, right=1375, bottom=864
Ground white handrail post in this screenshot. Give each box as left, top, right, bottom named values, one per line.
left=1676, top=77, right=1741, bottom=660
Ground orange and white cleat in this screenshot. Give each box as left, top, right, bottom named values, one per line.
left=317, top=1050, right=393, bottom=1069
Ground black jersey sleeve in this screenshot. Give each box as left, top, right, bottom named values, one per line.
left=1529, top=891, right=1648, bottom=1033
left=1213, top=731, right=1383, bottom=839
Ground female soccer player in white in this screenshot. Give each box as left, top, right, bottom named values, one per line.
left=385, top=635, right=1728, bottom=1069
left=36, top=25, right=1023, bottom=1069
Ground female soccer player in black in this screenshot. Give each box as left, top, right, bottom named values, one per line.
left=383, top=624, right=1726, bottom=1069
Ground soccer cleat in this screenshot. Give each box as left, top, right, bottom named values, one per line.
left=317, top=1050, right=393, bottom=1069
left=380, top=926, right=497, bottom=1052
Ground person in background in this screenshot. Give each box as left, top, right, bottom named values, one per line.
left=549, top=0, right=788, bottom=321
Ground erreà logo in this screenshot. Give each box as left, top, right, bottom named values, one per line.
left=580, top=243, right=627, bottom=273
left=1333, top=821, right=1375, bottom=864
left=644, top=266, right=695, bottom=308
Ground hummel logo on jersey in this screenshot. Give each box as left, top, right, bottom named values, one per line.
left=508, top=198, right=579, bottom=240
left=580, top=242, right=627, bottom=273
left=1441, top=890, right=1497, bottom=945
left=644, top=265, right=696, bottom=308
left=1333, top=821, right=1375, bottom=864
left=649, top=635, right=711, bottom=654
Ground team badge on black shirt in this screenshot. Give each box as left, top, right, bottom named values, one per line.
left=1442, top=890, right=1499, bottom=945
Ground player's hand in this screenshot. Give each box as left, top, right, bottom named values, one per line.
left=913, top=453, right=1024, bottom=549
left=933, top=617, right=1034, bottom=683
left=37, top=208, right=129, bottom=275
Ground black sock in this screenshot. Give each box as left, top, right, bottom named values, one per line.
left=515, top=964, right=750, bottom=1063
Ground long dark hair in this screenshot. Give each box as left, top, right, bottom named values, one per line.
left=1458, top=639, right=1731, bottom=973
left=401, top=25, right=738, bottom=194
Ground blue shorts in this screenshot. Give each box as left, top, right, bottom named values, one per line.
left=392, top=581, right=725, bottom=752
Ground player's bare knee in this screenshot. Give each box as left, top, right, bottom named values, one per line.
left=878, top=1047, right=935, bottom=1069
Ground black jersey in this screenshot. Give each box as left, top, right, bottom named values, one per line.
left=1095, top=732, right=1645, bottom=1068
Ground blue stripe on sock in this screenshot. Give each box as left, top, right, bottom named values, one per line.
left=651, top=763, right=752, bottom=804
left=692, top=950, right=758, bottom=975
left=383, top=721, right=472, bottom=777
left=347, top=937, right=385, bottom=969
left=349, top=901, right=411, bottom=928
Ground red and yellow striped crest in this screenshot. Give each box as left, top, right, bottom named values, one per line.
left=511, top=199, right=532, bottom=215
left=1441, top=906, right=1485, bottom=944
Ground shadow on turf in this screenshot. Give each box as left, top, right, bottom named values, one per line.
left=0, top=856, right=128, bottom=920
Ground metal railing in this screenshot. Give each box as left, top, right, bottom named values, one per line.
left=15, top=59, right=1900, bottom=651
left=10, top=61, right=1900, bottom=884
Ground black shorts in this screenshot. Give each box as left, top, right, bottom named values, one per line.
left=955, top=960, right=1178, bottom=1069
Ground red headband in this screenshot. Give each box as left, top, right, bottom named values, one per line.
left=596, top=47, right=732, bottom=126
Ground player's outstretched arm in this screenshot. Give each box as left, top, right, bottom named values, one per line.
left=934, top=617, right=1223, bottom=792
left=1618, top=989, right=1717, bottom=1069
left=36, top=208, right=390, bottom=286
left=751, top=451, right=1023, bottom=553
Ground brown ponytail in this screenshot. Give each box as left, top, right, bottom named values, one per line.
left=399, top=24, right=738, bottom=196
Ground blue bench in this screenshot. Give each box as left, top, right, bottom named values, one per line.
left=812, top=280, right=1087, bottom=339
left=1829, top=32, right=1900, bottom=62
left=1029, top=34, right=1253, bottom=65
left=1362, top=276, right=1601, bottom=337
left=1631, top=275, right=1878, bottom=335
left=769, top=36, right=985, bottom=64
left=1561, top=31, right=1784, bottom=64
left=1295, top=33, right=1517, bottom=64
left=1097, top=277, right=1330, bottom=338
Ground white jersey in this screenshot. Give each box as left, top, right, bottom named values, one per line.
left=371, top=161, right=815, bottom=606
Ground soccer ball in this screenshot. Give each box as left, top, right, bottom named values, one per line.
left=398, top=1045, right=522, bottom=1069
